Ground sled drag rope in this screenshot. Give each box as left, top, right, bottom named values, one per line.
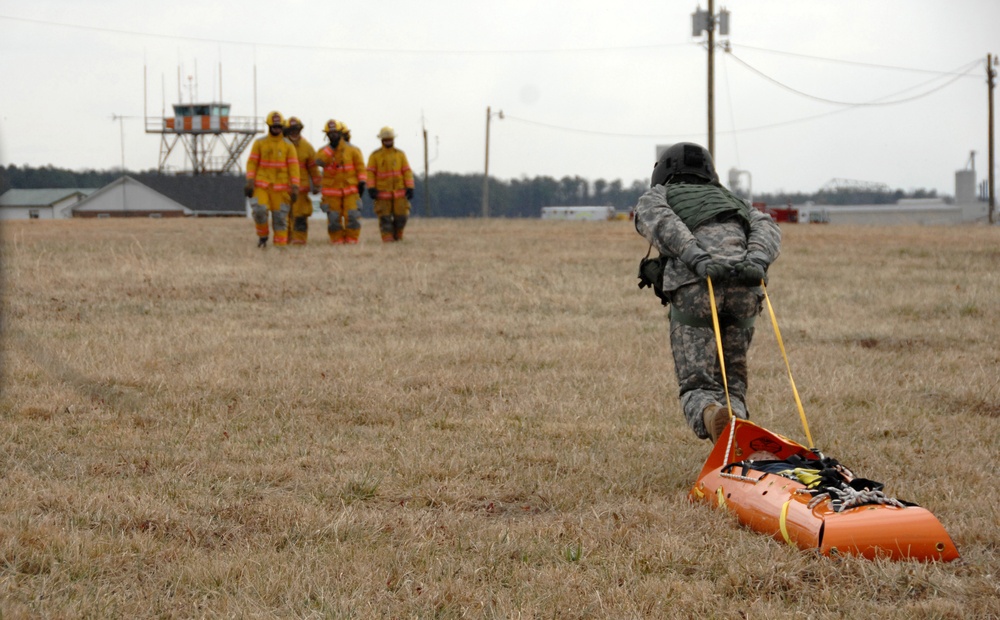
left=706, top=276, right=738, bottom=462
left=761, top=282, right=814, bottom=449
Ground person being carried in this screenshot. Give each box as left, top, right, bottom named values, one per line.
left=634, top=142, right=781, bottom=442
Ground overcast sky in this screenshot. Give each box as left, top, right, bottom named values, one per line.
left=1, top=0, right=998, bottom=197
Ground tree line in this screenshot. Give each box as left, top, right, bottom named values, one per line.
left=1, top=164, right=942, bottom=217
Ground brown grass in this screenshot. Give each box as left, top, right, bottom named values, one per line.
left=1, top=217, right=999, bottom=618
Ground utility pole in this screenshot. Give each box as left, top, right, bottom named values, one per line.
left=988, top=53, right=996, bottom=224
left=112, top=114, right=125, bottom=173
left=692, top=4, right=729, bottom=158
left=112, top=114, right=127, bottom=214
left=423, top=119, right=430, bottom=216
left=482, top=106, right=503, bottom=218
left=707, top=0, right=715, bottom=157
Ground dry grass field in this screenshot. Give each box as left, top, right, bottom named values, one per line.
left=1, top=216, right=999, bottom=619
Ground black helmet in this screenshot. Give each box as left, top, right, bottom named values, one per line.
left=651, top=142, right=718, bottom=187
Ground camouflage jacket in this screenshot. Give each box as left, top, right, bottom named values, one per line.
left=634, top=184, right=781, bottom=294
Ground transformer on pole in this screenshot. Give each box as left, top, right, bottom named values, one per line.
left=692, top=4, right=731, bottom=158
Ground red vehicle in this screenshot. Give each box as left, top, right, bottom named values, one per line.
left=753, top=201, right=798, bottom=223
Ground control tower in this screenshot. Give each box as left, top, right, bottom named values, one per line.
left=144, top=68, right=262, bottom=175
left=142, top=64, right=264, bottom=176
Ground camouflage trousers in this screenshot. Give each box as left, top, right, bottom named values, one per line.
left=668, top=280, right=763, bottom=439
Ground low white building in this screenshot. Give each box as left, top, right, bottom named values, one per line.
left=70, top=176, right=193, bottom=218
left=541, top=206, right=615, bottom=221
left=0, top=188, right=94, bottom=220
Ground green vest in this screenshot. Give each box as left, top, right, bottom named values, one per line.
left=664, top=183, right=752, bottom=231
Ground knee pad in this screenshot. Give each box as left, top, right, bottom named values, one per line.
left=251, top=203, right=269, bottom=225
left=346, top=209, right=361, bottom=229
left=272, top=207, right=288, bottom=231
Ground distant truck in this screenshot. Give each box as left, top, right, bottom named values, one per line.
left=753, top=201, right=800, bottom=223
left=541, top=206, right=616, bottom=221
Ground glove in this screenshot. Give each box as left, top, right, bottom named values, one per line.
left=289, top=188, right=299, bottom=204
left=637, top=256, right=669, bottom=306
left=358, top=182, right=366, bottom=196
left=244, top=181, right=255, bottom=198
left=679, top=241, right=731, bottom=282
left=368, top=188, right=379, bottom=200
left=405, top=188, right=414, bottom=200
left=733, top=255, right=769, bottom=286
left=693, top=258, right=732, bottom=282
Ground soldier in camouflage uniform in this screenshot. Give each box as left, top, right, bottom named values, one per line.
left=634, top=143, right=781, bottom=442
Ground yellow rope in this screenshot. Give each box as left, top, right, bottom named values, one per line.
left=706, top=276, right=739, bottom=462
left=761, top=282, right=814, bottom=448
left=706, top=276, right=734, bottom=420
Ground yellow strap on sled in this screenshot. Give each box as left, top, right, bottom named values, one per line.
left=706, top=276, right=735, bottom=420
left=708, top=276, right=814, bottom=455
left=779, top=500, right=794, bottom=546
left=706, top=276, right=738, bottom=463
left=779, top=468, right=822, bottom=489
left=761, top=282, right=814, bottom=449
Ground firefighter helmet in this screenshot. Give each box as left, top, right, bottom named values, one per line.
left=377, top=126, right=396, bottom=140
left=323, top=119, right=341, bottom=134
left=651, top=142, right=718, bottom=187
left=286, top=116, right=303, bottom=131
left=266, top=110, right=285, bottom=128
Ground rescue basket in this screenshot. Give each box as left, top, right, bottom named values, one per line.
left=689, top=418, right=959, bottom=561
left=687, top=277, right=960, bottom=562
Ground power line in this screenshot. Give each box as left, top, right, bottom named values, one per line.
left=720, top=51, right=741, bottom=167
left=0, top=13, right=688, bottom=55
left=731, top=42, right=982, bottom=77
left=502, top=115, right=700, bottom=139
left=727, top=52, right=982, bottom=106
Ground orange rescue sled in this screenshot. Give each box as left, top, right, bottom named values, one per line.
left=689, top=418, right=960, bottom=562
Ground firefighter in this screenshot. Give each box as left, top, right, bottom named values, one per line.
left=283, top=116, right=320, bottom=245
left=245, top=111, right=300, bottom=247
left=337, top=120, right=367, bottom=202
left=633, top=142, right=781, bottom=442
left=315, top=120, right=367, bottom=244
left=366, top=126, right=414, bottom=242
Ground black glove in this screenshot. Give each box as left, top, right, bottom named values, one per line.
left=692, top=257, right=732, bottom=282
left=405, top=188, right=414, bottom=200
left=289, top=188, right=299, bottom=204
left=244, top=182, right=254, bottom=198
left=358, top=182, right=366, bottom=196
left=733, top=256, right=768, bottom=286
left=638, top=256, right=668, bottom=306
left=368, top=188, right=379, bottom=200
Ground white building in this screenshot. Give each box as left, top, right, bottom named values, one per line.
left=0, top=188, right=94, bottom=220
left=69, top=176, right=193, bottom=218
left=796, top=168, right=991, bottom=225
left=541, top=206, right=615, bottom=221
